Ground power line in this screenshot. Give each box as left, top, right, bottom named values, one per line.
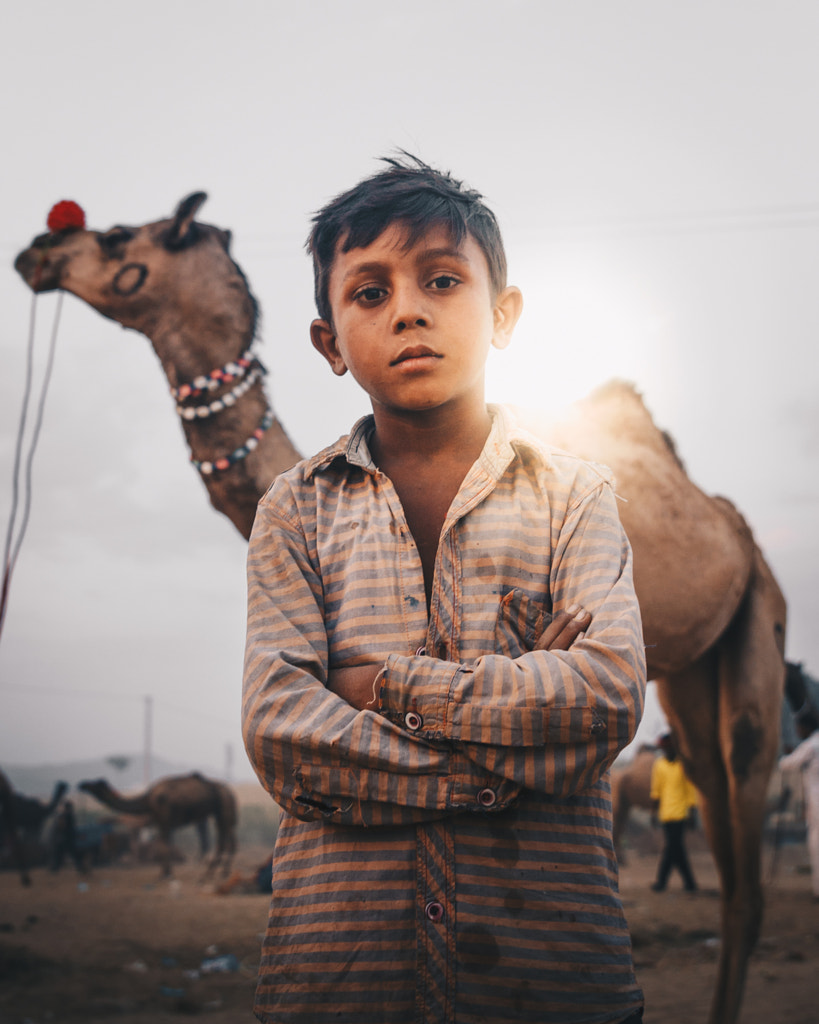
left=2, top=680, right=233, bottom=728
left=514, top=203, right=819, bottom=241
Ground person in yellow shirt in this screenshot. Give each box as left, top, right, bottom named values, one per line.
left=650, top=732, right=699, bottom=892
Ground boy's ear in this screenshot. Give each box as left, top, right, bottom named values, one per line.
left=491, top=286, right=523, bottom=351
left=310, top=319, right=348, bottom=376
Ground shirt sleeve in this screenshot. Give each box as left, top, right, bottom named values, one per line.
left=378, top=481, right=646, bottom=798
left=242, top=490, right=521, bottom=828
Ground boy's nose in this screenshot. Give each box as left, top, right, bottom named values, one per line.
left=394, top=315, right=428, bottom=333
left=391, top=282, right=430, bottom=333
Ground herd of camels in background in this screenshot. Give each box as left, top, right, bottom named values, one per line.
left=0, top=768, right=237, bottom=883
left=7, top=191, right=803, bottom=1023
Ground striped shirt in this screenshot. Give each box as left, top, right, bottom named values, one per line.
left=243, top=405, right=646, bottom=1024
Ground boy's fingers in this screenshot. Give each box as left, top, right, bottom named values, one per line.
left=534, top=610, right=573, bottom=650
left=534, top=607, right=592, bottom=651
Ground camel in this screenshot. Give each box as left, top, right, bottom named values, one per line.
left=15, top=192, right=299, bottom=538
left=611, top=746, right=660, bottom=861
left=6, top=777, right=68, bottom=842
left=14, top=194, right=787, bottom=1024
left=78, top=772, right=237, bottom=879
left=0, top=773, right=68, bottom=885
left=0, top=768, right=31, bottom=885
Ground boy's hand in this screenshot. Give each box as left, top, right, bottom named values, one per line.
left=534, top=605, right=591, bottom=651
left=326, top=664, right=382, bottom=712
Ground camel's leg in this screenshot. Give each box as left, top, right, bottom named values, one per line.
left=707, top=552, right=785, bottom=1024
left=658, top=550, right=786, bottom=1024
left=195, top=819, right=210, bottom=860
left=657, top=653, right=741, bottom=1022
left=203, top=824, right=238, bottom=881
left=201, top=849, right=218, bottom=882
left=158, top=827, right=174, bottom=879
left=212, top=829, right=237, bottom=880
left=200, top=818, right=223, bottom=882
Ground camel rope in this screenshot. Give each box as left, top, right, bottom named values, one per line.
left=0, top=292, right=63, bottom=643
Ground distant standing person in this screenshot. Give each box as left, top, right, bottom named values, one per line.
left=50, top=799, right=84, bottom=873
left=779, top=708, right=819, bottom=900
left=650, top=732, right=698, bottom=892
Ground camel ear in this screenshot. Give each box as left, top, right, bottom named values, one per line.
left=165, top=192, right=208, bottom=251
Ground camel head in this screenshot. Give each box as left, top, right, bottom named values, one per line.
left=78, top=778, right=113, bottom=798
left=49, top=780, right=69, bottom=808
left=13, top=193, right=259, bottom=387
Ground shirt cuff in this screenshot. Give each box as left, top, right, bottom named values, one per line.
left=376, top=653, right=520, bottom=814
left=376, top=651, right=460, bottom=738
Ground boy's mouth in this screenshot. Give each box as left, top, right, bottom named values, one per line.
left=391, top=345, right=442, bottom=366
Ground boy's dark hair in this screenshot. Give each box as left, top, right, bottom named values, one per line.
left=306, top=152, right=508, bottom=325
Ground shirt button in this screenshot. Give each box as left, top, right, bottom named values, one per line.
left=404, top=711, right=423, bottom=731
left=477, top=787, right=497, bottom=808
left=425, top=900, right=445, bottom=923
left=415, top=645, right=426, bottom=656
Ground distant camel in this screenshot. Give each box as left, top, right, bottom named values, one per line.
left=11, top=778, right=69, bottom=841
left=0, top=768, right=31, bottom=885
left=78, top=773, right=236, bottom=879
left=0, top=773, right=67, bottom=885
left=611, top=746, right=659, bottom=862
left=15, top=193, right=788, bottom=1024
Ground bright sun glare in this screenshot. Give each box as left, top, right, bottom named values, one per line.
left=486, top=247, right=674, bottom=419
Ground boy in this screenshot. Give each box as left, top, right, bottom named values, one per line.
left=243, top=154, right=646, bottom=1023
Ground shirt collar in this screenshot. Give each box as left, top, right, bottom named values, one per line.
left=300, top=404, right=555, bottom=481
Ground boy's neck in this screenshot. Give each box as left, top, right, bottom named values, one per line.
left=369, top=398, right=493, bottom=470
left=367, top=397, right=493, bottom=613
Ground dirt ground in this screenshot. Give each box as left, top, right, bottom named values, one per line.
left=1, top=838, right=816, bottom=1024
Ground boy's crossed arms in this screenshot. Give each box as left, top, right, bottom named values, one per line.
left=327, top=604, right=592, bottom=711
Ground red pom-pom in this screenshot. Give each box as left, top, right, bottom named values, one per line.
left=47, top=200, right=86, bottom=233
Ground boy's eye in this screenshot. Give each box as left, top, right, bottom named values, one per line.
left=429, top=275, right=459, bottom=290
left=354, top=285, right=387, bottom=304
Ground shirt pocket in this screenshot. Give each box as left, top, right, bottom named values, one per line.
left=495, top=588, right=550, bottom=659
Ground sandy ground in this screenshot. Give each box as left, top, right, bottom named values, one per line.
left=0, top=838, right=816, bottom=1024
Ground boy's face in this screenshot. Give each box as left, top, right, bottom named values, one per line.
left=310, top=223, right=522, bottom=419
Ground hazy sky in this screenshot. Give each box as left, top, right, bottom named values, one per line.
left=1, top=2, right=817, bottom=783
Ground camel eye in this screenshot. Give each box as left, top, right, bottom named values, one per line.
left=99, top=227, right=134, bottom=251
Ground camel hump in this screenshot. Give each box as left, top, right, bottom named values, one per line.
left=624, top=473, right=755, bottom=675
left=527, top=382, right=757, bottom=674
